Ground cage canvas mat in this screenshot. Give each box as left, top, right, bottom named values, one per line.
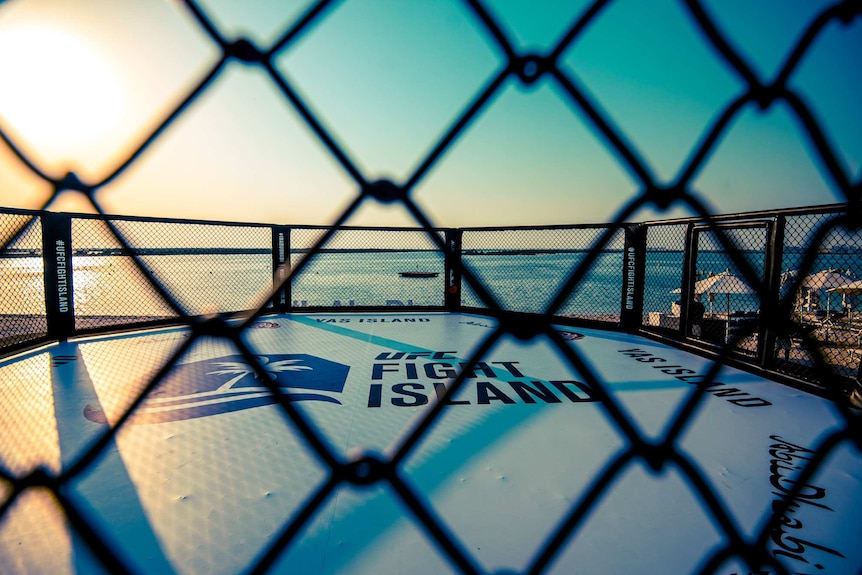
left=0, top=312, right=860, bottom=574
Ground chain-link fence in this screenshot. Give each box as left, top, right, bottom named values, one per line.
left=1, top=0, right=861, bottom=574
left=2, top=202, right=860, bottom=574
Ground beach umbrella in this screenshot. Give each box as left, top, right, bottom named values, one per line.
left=696, top=270, right=757, bottom=316
left=802, top=269, right=856, bottom=312
left=672, top=270, right=756, bottom=315
left=827, top=280, right=862, bottom=321
left=802, top=269, right=855, bottom=291
left=827, top=279, right=862, bottom=295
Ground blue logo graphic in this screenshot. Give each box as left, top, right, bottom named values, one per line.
left=111, top=354, right=350, bottom=424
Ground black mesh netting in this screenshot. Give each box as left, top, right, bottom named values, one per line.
left=1, top=1, right=861, bottom=574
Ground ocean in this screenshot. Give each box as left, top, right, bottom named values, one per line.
left=1, top=249, right=860, bottom=320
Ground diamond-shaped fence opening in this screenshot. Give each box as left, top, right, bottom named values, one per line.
left=0, top=488, right=73, bottom=574
left=73, top=335, right=333, bottom=575
left=0, top=1, right=861, bottom=574
left=0, top=354, right=59, bottom=478
left=274, top=0, right=500, bottom=181
left=559, top=0, right=743, bottom=185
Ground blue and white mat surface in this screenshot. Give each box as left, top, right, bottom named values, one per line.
left=0, top=313, right=860, bottom=574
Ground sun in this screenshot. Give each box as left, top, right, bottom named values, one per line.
left=0, top=25, right=125, bottom=159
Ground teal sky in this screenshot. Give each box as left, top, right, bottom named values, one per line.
left=0, top=0, right=859, bottom=227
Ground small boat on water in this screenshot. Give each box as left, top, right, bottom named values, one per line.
left=398, top=271, right=439, bottom=278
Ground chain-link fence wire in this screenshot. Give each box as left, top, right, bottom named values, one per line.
left=5, top=204, right=859, bottom=394
left=0, top=0, right=861, bottom=574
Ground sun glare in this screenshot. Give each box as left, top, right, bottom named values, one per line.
left=0, top=26, right=125, bottom=158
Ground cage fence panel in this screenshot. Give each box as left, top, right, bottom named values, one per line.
left=642, top=222, right=688, bottom=334
left=689, top=224, right=767, bottom=356
left=459, top=226, right=625, bottom=323
left=289, top=227, right=446, bottom=309
left=108, top=218, right=275, bottom=316
left=70, top=217, right=181, bottom=332
left=778, top=212, right=862, bottom=389
left=0, top=213, right=47, bottom=349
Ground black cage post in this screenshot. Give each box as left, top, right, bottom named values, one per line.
left=759, top=216, right=786, bottom=367
left=272, top=225, right=290, bottom=313
left=40, top=212, right=75, bottom=341
left=620, top=224, right=646, bottom=332
left=679, top=222, right=697, bottom=339
left=444, top=229, right=462, bottom=312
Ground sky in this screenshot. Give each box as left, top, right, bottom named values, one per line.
left=0, top=0, right=859, bottom=228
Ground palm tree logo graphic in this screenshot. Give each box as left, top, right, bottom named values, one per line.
left=133, top=354, right=346, bottom=422
left=207, top=355, right=312, bottom=390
